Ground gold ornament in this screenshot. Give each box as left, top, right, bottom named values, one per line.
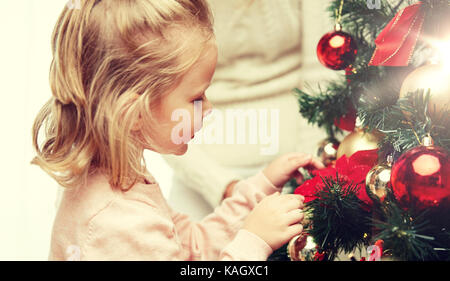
left=365, top=156, right=393, bottom=201
left=336, top=129, right=383, bottom=159
left=399, top=64, right=450, bottom=119
left=301, top=212, right=312, bottom=228
left=317, top=138, right=340, bottom=166
left=287, top=233, right=317, bottom=261
left=287, top=233, right=307, bottom=261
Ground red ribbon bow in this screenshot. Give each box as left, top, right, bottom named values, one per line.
left=368, top=2, right=425, bottom=66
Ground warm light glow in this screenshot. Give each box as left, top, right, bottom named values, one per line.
left=324, top=142, right=337, bottom=155
left=378, top=169, right=391, bottom=183
left=305, top=236, right=317, bottom=250
left=429, top=39, right=450, bottom=72
left=437, top=41, right=450, bottom=72
left=409, top=64, right=448, bottom=96
left=329, top=35, right=345, bottom=48
left=412, top=154, right=441, bottom=176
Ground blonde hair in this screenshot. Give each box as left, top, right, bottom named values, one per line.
left=31, top=0, right=214, bottom=191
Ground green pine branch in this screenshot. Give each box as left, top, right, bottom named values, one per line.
left=292, top=0, right=450, bottom=261
left=373, top=191, right=450, bottom=261
left=295, top=0, right=408, bottom=138
left=295, top=0, right=449, bottom=147
left=305, top=175, right=372, bottom=261
left=295, top=83, right=349, bottom=137
left=360, top=89, right=450, bottom=155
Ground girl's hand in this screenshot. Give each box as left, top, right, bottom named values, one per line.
left=262, top=152, right=324, bottom=188
left=243, top=192, right=305, bottom=250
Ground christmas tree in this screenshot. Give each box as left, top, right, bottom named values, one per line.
left=270, top=0, right=450, bottom=261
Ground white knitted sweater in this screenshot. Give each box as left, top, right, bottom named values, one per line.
left=163, top=0, right=331, bottom=209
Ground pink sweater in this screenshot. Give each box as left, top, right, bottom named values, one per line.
left=49, top=170, right=279, bottom=260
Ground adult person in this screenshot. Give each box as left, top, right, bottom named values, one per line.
left=163, top=0, right=327, bottom=220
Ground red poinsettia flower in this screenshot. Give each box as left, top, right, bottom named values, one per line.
left=295, top=149, right=378, bottom=206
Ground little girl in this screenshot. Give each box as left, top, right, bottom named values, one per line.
left=31, top=0, right=323, bottom=260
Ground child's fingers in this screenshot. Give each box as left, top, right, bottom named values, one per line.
left=284, top=209, right=304, bottom=225
left=288, top=154, right=313, bottom=170
left=279, top=194, right=304, bottom=211
left=285, top=223, right=303, bottom=239
left=283, top=193, right=304, bottom=203
left=285, top=152, right=311, bottom=162
left=302, top=157, right=326, bottom=173
left=265, top=191, right=280, bottom=200
left=310, top=157, right=325, bottom=169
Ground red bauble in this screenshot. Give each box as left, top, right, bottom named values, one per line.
left=317, top=30, right=358, bottom=70
left=334, top=103, right=357, bottom=132
left=391, top=145, right=450, bottom=210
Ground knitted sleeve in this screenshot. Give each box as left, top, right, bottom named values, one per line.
left=82, top=172, right=278, bottom=261
left=169, top=171, right=279, bottom=260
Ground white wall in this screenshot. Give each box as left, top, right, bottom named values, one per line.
left=0, top=0, right=72, bottom=260
left=0, top=1, right=174, bottom=260
left=0, top=0, right=336, bottom=260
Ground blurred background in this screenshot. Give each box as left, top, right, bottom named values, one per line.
left=0, top=0, right=336, bottom=260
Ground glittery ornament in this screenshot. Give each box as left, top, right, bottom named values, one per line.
left=399, top=64, right=450, bottom=120
left=391, top=137, right=450, bottom=210
left=287, top=233, right=317, bottom=261
left=336, top=129, right=383, bottom=159
left=317, top=28, right=358, bottom=70
left=317, top=138, right=340, bottom=166
left=366, top=156, right=393, bottom=202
